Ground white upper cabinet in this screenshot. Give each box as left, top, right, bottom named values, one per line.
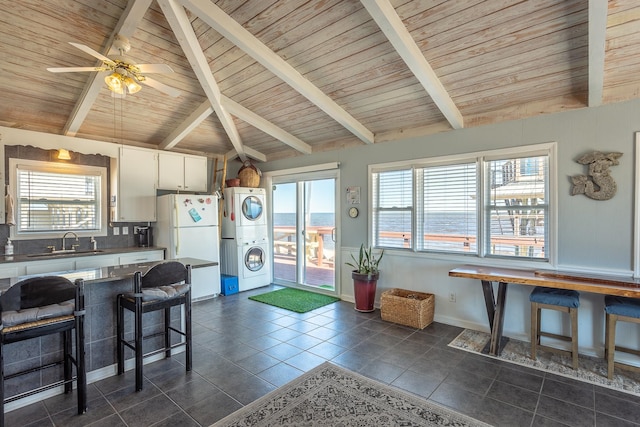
left=157, top=152, right=183, bottom=190
left=184, top=155, right=208, bottom=192
left=111, top=146, right=158, bottom=222
left=158, top=152, right=208, bottom=192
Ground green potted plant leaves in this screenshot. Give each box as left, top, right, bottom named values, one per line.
left=346, top=244, right=384, bottom=312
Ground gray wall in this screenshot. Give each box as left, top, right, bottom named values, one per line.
left=260, top=98, right=640, bottom=357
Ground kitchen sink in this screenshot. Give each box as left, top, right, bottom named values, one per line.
left=27, top=250, right=105, bottom=258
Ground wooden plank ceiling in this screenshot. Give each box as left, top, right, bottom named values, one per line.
left=0, top=0, right=639, bottom=163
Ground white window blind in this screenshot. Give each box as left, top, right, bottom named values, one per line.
left=369, top=144, right=553, bottom=261
left=485, top=155, right=548, bottom=259
left=17, top=165, right=102, bottom=233
left=421, top=162, right=477, bottom=253
left=372, top=169, right=413, bottom=248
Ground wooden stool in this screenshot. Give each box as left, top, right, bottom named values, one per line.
left=604, top=295, right=640, bottom=379
left=530, top=286, right=580, bottom=369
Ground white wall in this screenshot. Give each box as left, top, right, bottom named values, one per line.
left=261, top=98, right=640, bottom=358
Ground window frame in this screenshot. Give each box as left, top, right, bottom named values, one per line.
left=371, top=167, right=414, bottom=249
left=368, top=143, right=557, bottom=267
left=9, top=158, right=109, bottom=240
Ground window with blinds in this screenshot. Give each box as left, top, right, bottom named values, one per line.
left=420, top=162, right=477, bottom=253
left=369, top=144, right=553, bottom=261
left=372, top=169, right=413, bottom=248
left=14, top=161, right=105, bottom=235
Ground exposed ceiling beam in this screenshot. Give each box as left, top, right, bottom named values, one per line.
left=588, top=0, right=607, bottom=107
left=63, top=0, right=153, bottom=137
left=158, top=0, right=246, bottom=161
left=361, top=0, right=463, bottom=130
left=226, top=146, right=267, bottom=163
left=178, top=0, right=375, bottom=145
left=159, top=101, right=213, bottom=150
left=222, top=96, right=312, bottom=155
left=160, top=96, right=311, bottom=155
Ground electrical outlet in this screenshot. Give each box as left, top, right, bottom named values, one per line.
left=449, top=292, right=456, bottom=303
left=113, top=226, right=120, bottom=236
left=122, top=226, right=129, bottom=235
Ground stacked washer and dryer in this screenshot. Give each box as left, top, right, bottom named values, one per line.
left=220, top=187, right=271, bottom=292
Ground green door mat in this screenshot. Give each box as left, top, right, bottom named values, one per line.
left=249, top=288, right=340, bottom=313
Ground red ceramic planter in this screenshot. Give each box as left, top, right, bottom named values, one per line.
left=352, top=271, right=379, bottom=312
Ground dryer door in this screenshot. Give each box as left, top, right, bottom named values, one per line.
left=243, top=245, right=266, bottom=277
left=240, top=194, right=264, bottom=226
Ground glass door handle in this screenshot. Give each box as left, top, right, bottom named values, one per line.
left=331, top=228, right=336, bottom=242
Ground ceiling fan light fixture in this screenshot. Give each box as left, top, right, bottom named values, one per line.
left=123, top=76, right=141, bottom=94
left=105, top=72, right=123, bottom=93
left=48, top=37, right=180, bottom=97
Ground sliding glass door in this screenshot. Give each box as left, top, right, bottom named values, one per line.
left=272, top=174, right=338, bottom=294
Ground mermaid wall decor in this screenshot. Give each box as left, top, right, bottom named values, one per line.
left=570, top=151, right=622, bottom=201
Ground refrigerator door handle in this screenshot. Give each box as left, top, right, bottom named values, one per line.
left=174, top=198, right=180, bottom=256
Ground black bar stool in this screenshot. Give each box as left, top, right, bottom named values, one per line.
left=604, top=295, right=640, bottom=379
left=116, top=261, right=192, bottom=391
left=530, top=286, right=580, bottom=369
left=0, top=276, right=86, bottom=426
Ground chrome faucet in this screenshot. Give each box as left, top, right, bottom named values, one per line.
left=61, top=231, right=79, bottom=251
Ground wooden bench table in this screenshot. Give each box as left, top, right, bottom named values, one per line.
left=448, top=265, right=640, bottom=356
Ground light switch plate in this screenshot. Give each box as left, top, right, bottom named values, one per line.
left=122, top=226, right=129, bottom=235
left=113, top=226, right=120, bottom=236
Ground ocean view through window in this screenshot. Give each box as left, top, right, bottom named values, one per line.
left=370, top=144, right=554, bottom=261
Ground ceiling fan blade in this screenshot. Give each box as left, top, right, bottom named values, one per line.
left=47, top=67, right=107, bottom=73
left=141, top=77, right=181, bottom=97
left=69, top=42, right=113, bottom=64
left=136, top=63, right=174, bottom=74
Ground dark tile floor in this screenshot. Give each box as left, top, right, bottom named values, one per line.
left=7, top=285, right=640, bottom=426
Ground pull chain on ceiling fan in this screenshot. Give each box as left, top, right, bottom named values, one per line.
left=47, top=35, right=181, bottom=98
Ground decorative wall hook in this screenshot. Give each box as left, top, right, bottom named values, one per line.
left=570, top=151, right=622, bottom=201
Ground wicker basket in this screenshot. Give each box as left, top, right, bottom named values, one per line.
left=238, top=160, right=261, bottom=188
left=380, top=288, right=434, bottom=329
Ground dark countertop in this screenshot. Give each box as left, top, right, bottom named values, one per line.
left=0, top=257, right=217, bottom=291
left=0, top=246, right=167, bottom=264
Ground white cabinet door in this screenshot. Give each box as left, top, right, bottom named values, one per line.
left=158, top=152, right=185, bottom=191
left=114, top=146, right=157, bottom=222
left=75, top=255, right=120, bottom=269
left=184, top=155, right=208, bottom=192
left=26, top=260, right=75, bottom=275
left=0, top=263, right=24, bottom=279
left=191, top=265, right=220, bottom=300
left=119, top=250, right=164, bottom=265
left=158, top=153, right=207, bottom=192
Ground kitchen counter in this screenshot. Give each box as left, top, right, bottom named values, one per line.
left=1, top=256, right=218, bottom=408
left=0, top=246, right=167, bottom=264
left=0, top=257, right=217, bottom=291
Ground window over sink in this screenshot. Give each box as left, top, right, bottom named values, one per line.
left=9, top=159, right=108, bottom=239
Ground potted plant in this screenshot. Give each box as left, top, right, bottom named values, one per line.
left=346, top=244, right=384, bottom=312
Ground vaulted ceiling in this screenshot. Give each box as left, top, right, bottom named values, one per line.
left=1, top=1, right=639, bottom=163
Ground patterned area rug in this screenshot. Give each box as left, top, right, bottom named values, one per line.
left=211, top=362, right=490, bottom=427
left=449, top=329, right=640, bottom=396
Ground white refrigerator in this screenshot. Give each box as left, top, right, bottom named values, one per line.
left=156, top=194, right=221, bottom=300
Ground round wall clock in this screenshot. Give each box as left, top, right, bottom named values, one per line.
left=349, top=207, right=359, bottom=218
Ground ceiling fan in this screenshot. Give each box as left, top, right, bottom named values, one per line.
left=47, top=35, right=181, bottom=97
